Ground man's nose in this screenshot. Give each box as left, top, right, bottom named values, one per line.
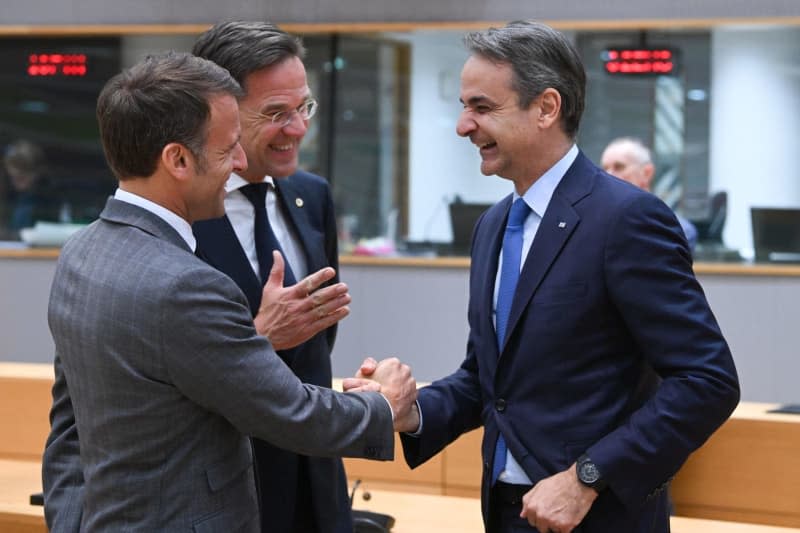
left=233, top=143, right=248, bottom=173
left=456, top=112, right=475, bottom=137
left=282, top=112, right=308, bottom=136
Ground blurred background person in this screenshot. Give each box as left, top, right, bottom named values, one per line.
left=601, top=137, right=698, bottom=252
left=2, top=139, right=58, bottom=237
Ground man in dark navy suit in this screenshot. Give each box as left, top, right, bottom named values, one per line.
left=193, top=22, right=354, bottom=533
left=355, top=20, right=739, bottom=533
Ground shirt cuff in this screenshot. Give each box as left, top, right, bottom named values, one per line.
left=379, top=393, right=395, bottom=422
left=403, top=400, right=423, bottom=436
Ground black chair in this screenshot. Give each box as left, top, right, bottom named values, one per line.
left=693, top=191, right=727, bottom=244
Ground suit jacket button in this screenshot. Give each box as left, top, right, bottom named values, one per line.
left=495, top=399, right=506, bottom=412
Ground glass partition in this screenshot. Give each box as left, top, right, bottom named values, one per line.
left=1, top=25, right=795, bottom=259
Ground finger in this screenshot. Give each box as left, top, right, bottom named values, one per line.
left=358, top=357, right=379, bottom=377
left=314, top=306, right=349, bottom=329
left=342, top=377, right=381, bottom=392
left=314, top=293, right=352, bottom=317
left=264, top=250, right=286, bottom=290
left=295, top=266, right=336, bottom=297
left=309, top=282, right=350, bottom=306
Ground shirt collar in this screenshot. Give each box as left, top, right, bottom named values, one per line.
left=113, top=188, right=196, bottom=251
left=225, top=172, right=275, bottom=194
left=516, top=144, right=579, bottom=216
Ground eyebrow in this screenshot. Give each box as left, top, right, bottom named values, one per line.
left=461, top=95, right=495, bottom=106
left=261, top=94, right=314, bottom=113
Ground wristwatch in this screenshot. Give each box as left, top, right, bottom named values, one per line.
left=576, top=453, right=607, bottom=492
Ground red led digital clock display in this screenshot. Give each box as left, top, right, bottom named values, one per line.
left=27, top=53, right=88, bottom=77
left=602, top=48, right=677, bottom=75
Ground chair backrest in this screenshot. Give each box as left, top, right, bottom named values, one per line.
left=693, top=191, right=727, bottom=243
left=705, top=191, right=728, bottom=243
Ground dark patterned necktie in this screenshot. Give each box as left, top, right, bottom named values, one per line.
left=239, top=182, right=297, bottom=286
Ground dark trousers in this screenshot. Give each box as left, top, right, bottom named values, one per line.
left=488, top=482, right=537, bottom=533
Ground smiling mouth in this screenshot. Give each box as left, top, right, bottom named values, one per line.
left=270, top=143, right=295, bottom=153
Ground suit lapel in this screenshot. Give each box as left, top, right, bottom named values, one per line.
left=192, top=215, right=263, bottom=315
left=274, top=177, right=326, bottom=273
left=475, top=196, right=512, bottom=365
left=501, top=152, right=594, bottom=354
left=101, top=197, right=191, bottom=253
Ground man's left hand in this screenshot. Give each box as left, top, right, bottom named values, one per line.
left=254, top=251, right=351, bottom=350
left=519, top=463, right=598, bottom=533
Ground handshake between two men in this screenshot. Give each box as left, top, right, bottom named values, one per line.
left=255, top=251, right=420, bottom=432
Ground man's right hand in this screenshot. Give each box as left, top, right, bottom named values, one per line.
left=254, top=251, right=351, bottom=350
left=344, top=357, right=420, bottom=433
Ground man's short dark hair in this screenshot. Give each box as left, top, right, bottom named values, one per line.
left=192, top=21, right=305, bottom=90
left=96, top=51, right=242, bottom=180
left=464, top=20, right=586, bottom=139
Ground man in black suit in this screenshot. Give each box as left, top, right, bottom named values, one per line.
left=192, top=22, right=354, bottom=533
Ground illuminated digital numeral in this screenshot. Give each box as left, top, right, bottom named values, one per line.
left=602, top=48, right=677, bottom=76
left=26, top=52, right=88, bottom=77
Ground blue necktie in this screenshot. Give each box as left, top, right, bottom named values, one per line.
left=491, top=198, right=531, bottom=484
left=240, top=182, right=297, bottom=286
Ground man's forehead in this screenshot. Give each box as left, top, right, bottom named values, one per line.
left=246, top=86, right=311, bottom=105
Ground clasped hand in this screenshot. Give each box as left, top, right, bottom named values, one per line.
left=343, top=357, right=419, bottom=433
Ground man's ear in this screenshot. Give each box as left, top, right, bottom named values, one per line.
left=536, top=88, right=562, bottom=129
left=641, top=162, right=655, bottom=190
left=161, top=142, right=192, bottom=182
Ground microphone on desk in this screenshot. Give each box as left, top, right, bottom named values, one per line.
left=350, top=479, right=395, bottom=533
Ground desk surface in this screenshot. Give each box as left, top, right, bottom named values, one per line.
left=0, top=363, right=53, bottom=380
left=353, top=486, right=800, bottom=533
left=4, top=247, right=800, bottom=277
left=3, top=459, right=800, bottom=533
left=0, top=459, right=45, bottom=533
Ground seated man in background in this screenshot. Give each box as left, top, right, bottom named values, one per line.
left=601, top=136, right=698, bottom=252
left=2, top=139, right=58, bottom=237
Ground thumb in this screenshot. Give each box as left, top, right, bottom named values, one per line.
left=356, top=357, right=379, bottom=378
left=265, top=250, right=285, bottom=289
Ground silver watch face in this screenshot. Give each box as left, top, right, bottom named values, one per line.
left=579, top=460, right=601, bottom=484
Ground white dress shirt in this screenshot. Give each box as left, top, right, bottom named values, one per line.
left=114, top=188, right=196, bottom=252
left=493, top=143, right=578, bottom=485
left=224, top=173, right=308, bottom=281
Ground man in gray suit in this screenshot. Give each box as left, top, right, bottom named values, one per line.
left=42, top=51, right=415, bottom=532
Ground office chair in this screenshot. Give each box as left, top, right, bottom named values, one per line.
left=693, top=190, right=727, bottom=244
left=705, top=191, right=727, bottom=243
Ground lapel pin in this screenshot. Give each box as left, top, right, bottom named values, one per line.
left=295, top=198, right=304, bottom=208
left=558, top=221, right=566, bottom=228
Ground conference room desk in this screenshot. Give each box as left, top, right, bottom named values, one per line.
left=3, top=458, right=799, bottom=533
left=0, top=460, right=45, bottom=533
left=345, top=400, right=800, bottom=528
left=1, top=367, right=799, bottom=531
left=0, top=363, right=52, bottom=461
left=672, top=402, right=800, bottom=528
left=351, top=486, right=800, bottom=533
